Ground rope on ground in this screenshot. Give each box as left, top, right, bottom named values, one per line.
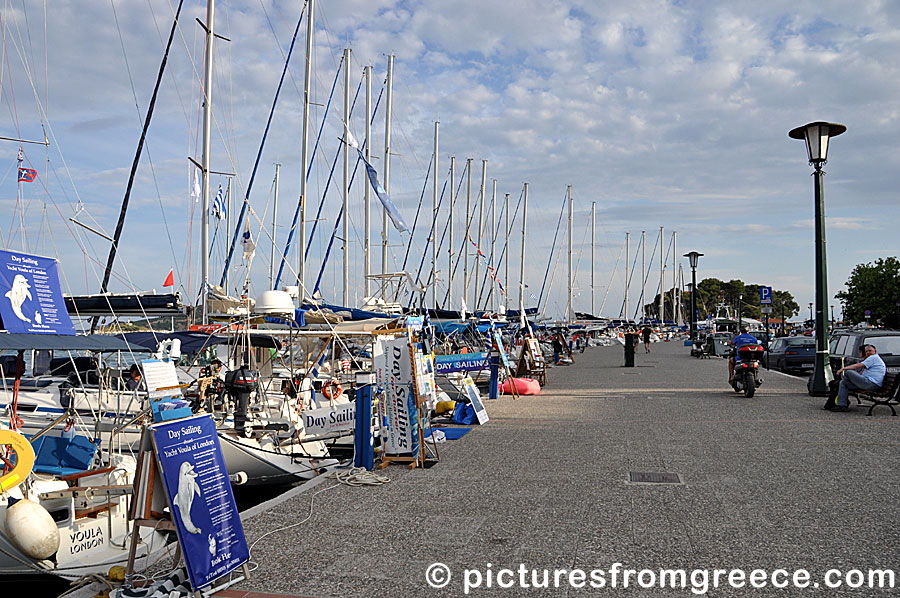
left=327, top=467, right=390, bottom=487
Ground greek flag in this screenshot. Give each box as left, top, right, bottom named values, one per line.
left=530, top=292, right=537, bottom=301
left=211, top=185, right=227, bottom=220
left=359, top=153, right=409, bottom=233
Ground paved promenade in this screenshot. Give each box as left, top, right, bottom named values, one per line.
left=234, top=341, right=900, bottom=597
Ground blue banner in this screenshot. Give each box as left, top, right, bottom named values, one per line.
left=0, top=249, right=75, bottom=335
left=434, top=352, right=488, bottom=374
left=152, top=415, right=249, bottom=590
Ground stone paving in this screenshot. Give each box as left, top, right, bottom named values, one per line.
left=233, top=340, right=900, bottom=597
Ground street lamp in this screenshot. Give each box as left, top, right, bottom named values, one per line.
left=738, top=294, right=743, bottom=330
left=684, top=252, right=703, bottom=342
left=809, top=302, right=813, bottom=325
left=831, top=304, right=835, bottom=327
left=790, top=120, right=846, bottom=396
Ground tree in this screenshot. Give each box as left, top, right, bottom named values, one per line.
left=643, top=278, right=797, bottom=325
left=835, top=257, right=900, bottom=328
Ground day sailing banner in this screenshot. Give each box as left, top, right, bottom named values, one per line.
left=152, top=414, right=249, bottom=589
left=0, top=249, right=75, bottom=335
left=373, top=336, right=418, bottom=456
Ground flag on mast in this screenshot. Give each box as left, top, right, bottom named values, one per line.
left=163, top=269, right=174, bottom=287
left=241, top=219, right=256, bottom=261
left=191, top=170, right=201, bottom=201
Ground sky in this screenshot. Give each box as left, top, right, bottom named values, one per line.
left=1, top=0, right=898, bottom=323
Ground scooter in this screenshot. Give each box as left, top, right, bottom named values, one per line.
left=730, top=344, right=765, bottom=397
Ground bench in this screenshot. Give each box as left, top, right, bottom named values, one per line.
left=849, top=371, right=900, bottom=416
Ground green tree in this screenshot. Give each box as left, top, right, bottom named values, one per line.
left=835, top=257, right=900, bottom=327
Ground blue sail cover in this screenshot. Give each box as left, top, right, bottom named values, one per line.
left=0, top=249, right=75, bottom=335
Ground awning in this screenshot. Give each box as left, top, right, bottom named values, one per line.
left=0, top=333, right=138, bottom=351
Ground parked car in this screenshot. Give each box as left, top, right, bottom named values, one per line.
left=764, top=336, right=815, bottom=373
left=828, top=329, right=900, bottom=374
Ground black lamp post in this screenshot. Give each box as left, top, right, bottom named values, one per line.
left=790, top=121, right=846, bottom=396
left=809, top=302, right=813, bottom=326
left=831, top=304, right=835, bottom=327
left=684, top=251, right=703, bottom=342
left=738, top=293, right=743, bottom=330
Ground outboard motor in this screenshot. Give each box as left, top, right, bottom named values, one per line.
left=224, top=365, right=258, bottom=435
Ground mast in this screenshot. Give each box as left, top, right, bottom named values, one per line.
left=624, top=232, right=629, bottom=320
left=200, top=0, right=216, bottom=324
left=659, top=226, right=665, bottom=323
left=225, top=177, right=231, bottom=290
left=476, top=160, right=486, bottom=309
left=464, top=157, right=472, bottom=312
left=363, top=65, right=372, bottom=298
left=490, top=178, right=497, bottom=313
left=382, top=55, right=393, bottom=277
left=447, top=156, right=455, bottom=310
left=641, top=230, right=646, bottom=324
left=270, top=163, right=280, bottom=288
left=591, top=201, right=595, bottom=315
left=567, top=184, right=573, bottom=322
left=342, top=48, right=350, bottom=305
left=673, top=230, right=679, bottom=325
left=298, top=0, right=314, bottom=292
left=519, top=183, right=528, bottom=313
left=432, top=121, right=439, bottom=308
left=504, top=192, right=510, bottom=312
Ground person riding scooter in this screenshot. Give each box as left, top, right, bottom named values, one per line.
left=728, top=328, right=760, bottom=383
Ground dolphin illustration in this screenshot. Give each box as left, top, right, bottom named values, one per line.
left=208, top=534, right=216, bottom=556
left=173, top=461, right=202, bottom=534
left=5, top=274, right=32, bottom=322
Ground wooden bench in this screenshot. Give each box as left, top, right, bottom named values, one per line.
left=849, top=371, right=900, bottom=416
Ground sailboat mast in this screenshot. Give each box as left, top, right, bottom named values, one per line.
left=382, top=55, right=393, bottom=277
left=490, top=178, right=497, bottom=313
left=673, top=230, right=679, bottom=325
left=464, top=157, right=471, bottom=312
left=591, top=201, right=595, bottom=315
left=641, top=230, right=646, bottom=324
left=298, top=0, right=314, bottom=292
left=519, top=182, right=528, bottom=313
left=200, top=0, right=216, bottom=325
left=447, top=156, right=455, bottom=310
left=342, top=48, right=350, bottom=305
left=659, top=226, right=664, bottom=323
left=270, top=163, right=280, bottom=288
left=567, top=184, right=573, bottom=322
left=624, top=232, right=629, bottom=320
left=363, top=65, right=372, bottom=298
left=476, top=160, right=486, bottom=310
left=432, top=121, right=439, bottom=308
left=504, top=192, right=510, bottom=312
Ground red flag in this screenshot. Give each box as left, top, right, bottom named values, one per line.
left=163, top=269, right=174, bottom=287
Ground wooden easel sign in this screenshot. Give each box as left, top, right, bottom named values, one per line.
left=151, top=414, right=249, bottom=590
left=372, top=336, right=420, bottom=462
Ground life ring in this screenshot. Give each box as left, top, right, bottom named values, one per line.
left=322, top=379, right=342, bottom=400
left=0, top=429, right=36, bottom=493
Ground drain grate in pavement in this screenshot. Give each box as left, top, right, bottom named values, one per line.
left=628, top=471, right=682, bottom=484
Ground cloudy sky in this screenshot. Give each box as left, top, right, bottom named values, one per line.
left=2, top=0, right=898, bottom=322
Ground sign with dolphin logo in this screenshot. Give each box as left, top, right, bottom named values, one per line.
left=0, top=249, right=75, bottom=335
left=152, top=415, right=248, bottom=589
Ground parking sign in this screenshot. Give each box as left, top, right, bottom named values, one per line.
left=760, top=286, right=773, bottom=305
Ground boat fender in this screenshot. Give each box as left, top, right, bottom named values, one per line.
left=322, top=379, right=342, bottom=400
left=435, top=400, right=456, bottom=415
left=4, top=497, right=60, bottom=560
left=0, top=429, right=35, bottom=492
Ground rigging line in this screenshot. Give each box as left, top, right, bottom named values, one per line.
left=569, top=209, right=592, bottom=310
left=220, top=3, right=307, bottom=286
left=632, top=229, right=660, bottom=322
left=274, top=61, right=344, bottom=289
left=621, top=231, right=642, bottom=318
left=396, top=155, right=434, bottom=284
left=600, top=241, right=624, bottom=316
left=304, top=70, right=362, bottom=263
left=440, top=161, right=474, bottom=307
left=537, top=191, right=568, bottom=312
left=489, top=186, right=525, bottom=299
left=96, top=0, right=184, bottom=325
left=312, top=139, right=391, bottom=297
left=406, top=178, right=447, bottom=309
left=475, top=192, right=502, bottom=311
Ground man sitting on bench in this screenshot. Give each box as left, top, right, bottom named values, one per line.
left=827, top=344, right=885, bottom=412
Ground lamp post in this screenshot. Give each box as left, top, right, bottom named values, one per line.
left=684, top=251, right=703, bottom=342
left=738, top=293, right=743, bottom=330
left=808, top=302, right=813, bottom=326
left=831, top=304, right=835, bottom=327
left=790, top=120, right=846, bottom=396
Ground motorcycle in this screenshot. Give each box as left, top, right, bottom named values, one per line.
left=730, top=343, right=765, bottom=397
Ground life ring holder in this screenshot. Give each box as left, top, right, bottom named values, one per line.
left=0, top=429, right=35, bottom=493
left=322, top=379, right=342, bottom=401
